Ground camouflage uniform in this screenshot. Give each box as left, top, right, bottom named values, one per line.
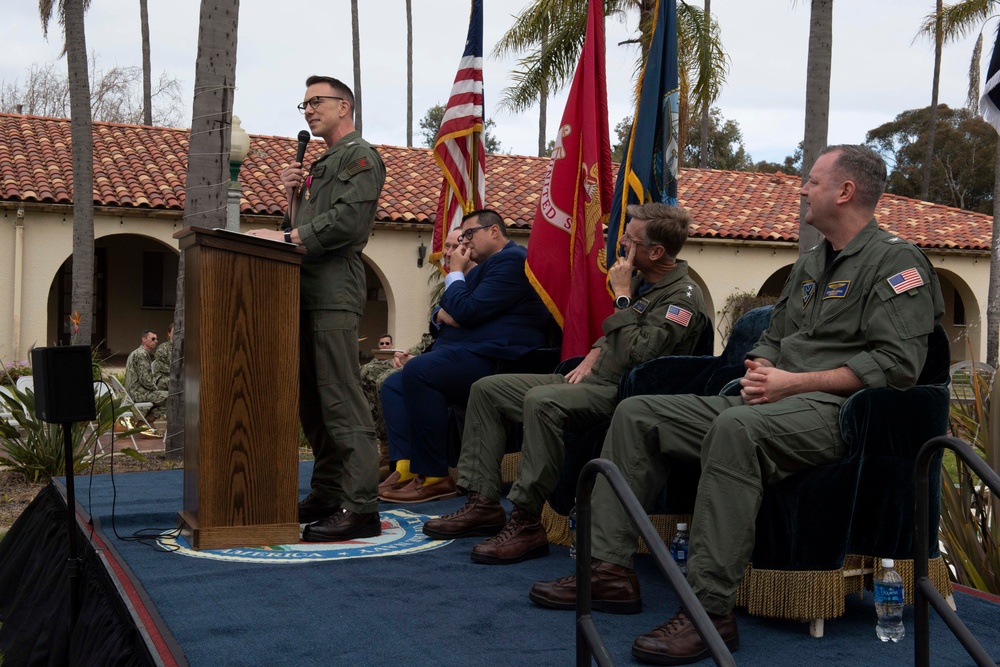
left=124, top=345, right=167, bottom=421
left=152, top=341, right=171, bottom=391
left=359, top=333, right=434, bottom=444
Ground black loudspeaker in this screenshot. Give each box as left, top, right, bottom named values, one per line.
left=30, top=345, right=97, bottom=423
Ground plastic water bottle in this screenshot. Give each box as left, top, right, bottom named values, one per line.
left=874, top=558, right=905, bottom=642
left=568, top=505, right=577, bottom=559
left=669, top=523, right=689, bottom=576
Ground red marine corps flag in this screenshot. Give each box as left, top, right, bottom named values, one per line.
left=429, top=0, right=486, bottom=268
left=525, top=0, right=614, bottom=360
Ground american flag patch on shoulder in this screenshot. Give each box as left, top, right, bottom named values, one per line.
left=887, top=268, right=924, bottom=294
left=666, top=305, right=692, bottom=326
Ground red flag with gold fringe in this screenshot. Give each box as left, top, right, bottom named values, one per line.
left=524, top=0, right=613, bottom=359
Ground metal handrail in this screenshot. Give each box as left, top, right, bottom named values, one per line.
left=574, top=458, right=736, bottom=667
left=915, top=435, right=999, bottom=667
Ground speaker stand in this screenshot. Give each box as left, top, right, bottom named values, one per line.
left=62, top=422, right=81, bottom=649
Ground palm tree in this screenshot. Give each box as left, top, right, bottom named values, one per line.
left=167, top=0, right=241, bottom=458
left=493, top=0, right=727, bottom=159
left=351, top=0, right=363, bottom=133
left=918, top=0, right=944, bottom=200
left=798, top=0, right=832, bottom=254
left=140, top=0, right=152, bottom=126
left=39, top=0, right=95, bottom=346
left=926, top=0, right=999, bottom=367
left=406, top=0, right=412, bottom=146
left=699, top=0, right=711, bottom=168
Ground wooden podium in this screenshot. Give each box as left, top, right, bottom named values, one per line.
left=174, top=227, right=305, bottom=550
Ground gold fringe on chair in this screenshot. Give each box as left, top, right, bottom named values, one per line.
left=500, top=452, right=521, bottom=485
left=735, top=555, right=955, bottom=623
left=735, top=566, right=847, bottom=621
left=858, top=554, right=954, bottom=603
left=541, top=505, right=692, bottom=553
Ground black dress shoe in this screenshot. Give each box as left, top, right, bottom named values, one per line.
left=297, top=494, right=340, bottom=524
left=302, top=509, right=381, bottom=542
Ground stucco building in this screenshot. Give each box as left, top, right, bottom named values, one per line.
left=0, top=114, right=991, bottom=366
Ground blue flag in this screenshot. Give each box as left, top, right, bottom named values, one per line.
left=606, top=0, right=679, bottom=266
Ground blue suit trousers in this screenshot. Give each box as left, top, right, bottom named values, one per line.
left=380, top=346, right=497, bottom=477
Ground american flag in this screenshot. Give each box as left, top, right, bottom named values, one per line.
left=887, top=268, right=924, bottom=294
left=430, top=0, right=486, bottom=268
left=665, top=304, right=692, bottom=327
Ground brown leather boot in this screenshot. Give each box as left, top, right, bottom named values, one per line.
left=470, top=506, right=549, bottom=565
left=631, top=609, right=739, bottom=665
left=422, top=492, right=507, bottom=539
left=529, top=558, right=642, bottom=614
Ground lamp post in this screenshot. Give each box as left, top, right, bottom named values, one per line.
left=227, top=115, right=250, bottom=232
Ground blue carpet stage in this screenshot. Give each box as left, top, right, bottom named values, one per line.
left=2, top=462, right=1000, bottom=666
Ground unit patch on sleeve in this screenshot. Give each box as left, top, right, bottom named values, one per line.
left=632, top=298, right=650, bottom=314
left=801, top=281, right=816, bottom=308
left=344, top=157, right=373, bottom=177
left=665, top=305, right=692, bottom=327
left=822, top=280, right=851, bottom=299
left=887, top=268, right=924, bottom=295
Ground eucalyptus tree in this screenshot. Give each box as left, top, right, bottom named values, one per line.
left=39, top=0, right=95, bottom=345
left=493, top=0, right=727, bottom=158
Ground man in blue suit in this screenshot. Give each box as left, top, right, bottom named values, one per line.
left=379, top=209, right=552, bottom=504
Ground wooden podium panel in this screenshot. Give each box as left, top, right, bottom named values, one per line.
left=174, top=227, right=305, bottom=550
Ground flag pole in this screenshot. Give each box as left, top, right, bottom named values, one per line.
left=469, top=127, right=480, bottom=212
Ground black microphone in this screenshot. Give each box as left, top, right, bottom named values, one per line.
left=295, top=130, right=310, bottom=165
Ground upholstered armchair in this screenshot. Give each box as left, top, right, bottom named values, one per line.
left=540, top=306, right=772, bottom=542
left=734, top=323, right=953, bottom=636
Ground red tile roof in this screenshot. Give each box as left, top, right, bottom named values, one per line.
left=0, top=113, right=990, bottom=251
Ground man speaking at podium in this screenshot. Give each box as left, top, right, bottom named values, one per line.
left=251, top=75, right=386, bottom=542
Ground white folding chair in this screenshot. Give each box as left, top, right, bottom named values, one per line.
left=107, top=375, right=157, bottom=434
left=87, top=381, right=116, bottom=454
left=0, top=384, right=20, bottom=428
left=15, top=376, right=33, bottom=394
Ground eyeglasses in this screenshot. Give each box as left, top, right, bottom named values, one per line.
left=460, top=224, right=495, bottom=242
left=297, top=96, right=344, bottom=114
left=621, top=233, right=659, bottom=247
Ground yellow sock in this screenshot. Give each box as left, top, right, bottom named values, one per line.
left=395, top=459, right=415, bottom=481
left=422, top=476, right=446, bottom=485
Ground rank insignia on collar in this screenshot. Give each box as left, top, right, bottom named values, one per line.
left=633, top=298, right=650, bottom=314
left=822, top=280, right=851, bottom=299
left=802, top=281, right=816, bottom=308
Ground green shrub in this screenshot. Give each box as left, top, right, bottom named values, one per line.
left=942, top=365, right=1000, bottom=593
left=716, top=290, right=779, bottom=343
left=0, top=383, right=144, bottom=483
left=0, top=361, right=31, bottom=388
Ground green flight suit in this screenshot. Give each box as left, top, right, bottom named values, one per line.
left=284, top=130, right=386, bottom=514
left=590, top=220, right=945, bottom=616
left=457, top=260, right=708, bottom=513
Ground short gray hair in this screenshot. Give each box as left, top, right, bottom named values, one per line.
left=819, top=144, right=887, bottom=210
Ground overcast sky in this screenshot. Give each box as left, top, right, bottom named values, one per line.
left=1, top=0, right=988, bottom=165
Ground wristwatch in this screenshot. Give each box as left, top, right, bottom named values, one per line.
left=614, top=295, right=631, bottom=309
left=283, top=229, right=292, bottom=244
